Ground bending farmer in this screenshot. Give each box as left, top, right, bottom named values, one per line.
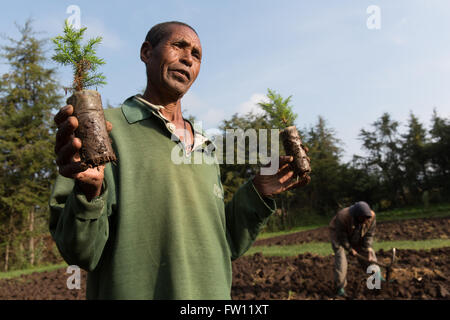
left=329, top=201, right=379, bottom=297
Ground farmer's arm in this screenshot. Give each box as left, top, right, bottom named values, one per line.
left=225, top=156, right=309, bottom=260
left=48, top=104, right=114, bottom=271
left=224, top=179, right=276, bottom=260
left=49, top=165, right=116, bottom=271
left=362, top=218, right=376, bottom=250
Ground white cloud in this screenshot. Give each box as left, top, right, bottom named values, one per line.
left=182, top=91, right=204, bottom=114
left=202, top=108, right=226, bottom=129
left=237, top=93, right=269, bottom=116
left=181, top=92, right=272, bottom=129
left=83, top=19, right=123, bottom=50
left=33, top=14, right=123, bottom=50
left=389, top=17, right=409, bottom=46
left=182, top=91, right=224, bottom=128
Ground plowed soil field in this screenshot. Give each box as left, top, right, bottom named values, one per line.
left=0, top=217, right=448, bottom=300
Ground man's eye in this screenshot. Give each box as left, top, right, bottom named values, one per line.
left=192, top=52, right=201, bottom=60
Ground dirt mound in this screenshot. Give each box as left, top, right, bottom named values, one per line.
left=0, top=267, right=86, bottom=300
left=231, top=247, right=450, bottom=300
left=254, top=217, right=450, bottom=246
left=0, top=247, right=448, bottom=300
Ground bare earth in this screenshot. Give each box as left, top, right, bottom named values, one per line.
left=0, top=217, right=448, bottom=300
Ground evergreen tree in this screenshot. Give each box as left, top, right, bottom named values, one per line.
left=303, top=116, right=343, bottom=214
left=359, top=113, right=406, bottom=208
left=219, top=112, right=270, bottom=203
left=401, top=112, right=429, bottom=202
left=0, top=20, right=61, bottom=271
left=429, top=110, right=450, bottom=200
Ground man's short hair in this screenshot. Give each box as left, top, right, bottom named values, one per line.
left=145, top=21, right=198, bottom=48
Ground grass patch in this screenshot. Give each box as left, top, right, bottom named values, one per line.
left=246, top=239, right=450, bottom=257
left=247, top=242, right=332, bottom=257
left=257, top=224, right=325, bottom=240
left=376, top=203, right=450, bottom=222
left=0, top=262, right=68, bottom=280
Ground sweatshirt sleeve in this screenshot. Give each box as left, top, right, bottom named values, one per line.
left=48, top=163, right=116, bottom=272
left=225, top=179, right=276, bottom=260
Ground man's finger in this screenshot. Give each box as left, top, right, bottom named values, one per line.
left=56, top=138, right=82, bottom=167
left=282, top=174, right=310, bottom=191
left=55, top=116, right=79, bottom=153
left=106, top=120, right=113, bottom=132
left=58, top=161, right=88, bottom=178
left=259, top=156, right=291, bottom=171
left=54, top=105, right=73, bottom=125
left=279, top=155, right=294, bottom=166
left=276, top=161, right=295, bottom=182
left=278, top=169, right=295, bottom=184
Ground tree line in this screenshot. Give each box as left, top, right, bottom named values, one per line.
left=0, top=22, right=449, bottom=271
left=219, top=91, right=450, bottom=231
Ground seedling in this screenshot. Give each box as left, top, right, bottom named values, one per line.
left=52, top=20, right=116, bottom=167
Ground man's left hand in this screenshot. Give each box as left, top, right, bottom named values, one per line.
left=252, top=156, right=310, bottom=198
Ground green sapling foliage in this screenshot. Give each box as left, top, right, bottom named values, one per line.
left=52, top=20, right=106, bottom=92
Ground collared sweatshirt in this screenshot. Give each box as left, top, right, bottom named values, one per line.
left=49, top=95, right=276, bottom=300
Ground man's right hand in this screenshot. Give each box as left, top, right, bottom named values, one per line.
left=54, top=105, right=112, bottom=201
left=350, top=248, right=358, bottom=256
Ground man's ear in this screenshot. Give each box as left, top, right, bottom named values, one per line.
left=140, top=41, right=152, bottom=64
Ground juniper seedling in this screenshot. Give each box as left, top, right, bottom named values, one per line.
left=51, top=20, right=116, bottom=167
left=257, top=89, right=297, bottom=128
left=259, top=89, right=310, bottom=181
left=52, top=20, right=106, bottom=92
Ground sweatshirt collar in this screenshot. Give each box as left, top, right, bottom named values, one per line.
left=120, top=94, right=217, bottom=152
left=121, top=95, right=154, bottom=124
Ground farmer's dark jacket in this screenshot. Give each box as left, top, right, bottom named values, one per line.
left=329, top=207, right=376, bottom=251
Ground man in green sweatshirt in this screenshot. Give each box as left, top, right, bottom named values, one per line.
left=49, top=21, right=309, bottom=299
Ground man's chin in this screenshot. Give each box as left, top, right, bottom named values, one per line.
left=166, top=82, right=191, bottom=98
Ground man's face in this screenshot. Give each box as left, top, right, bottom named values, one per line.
left=357, top=215, right=369, bottom=224
left=142, top=24, right=202, bottom=100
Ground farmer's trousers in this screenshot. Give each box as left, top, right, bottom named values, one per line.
left=331, top=238, right=377, bottom=290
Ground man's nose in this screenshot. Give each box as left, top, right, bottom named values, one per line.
left=180, top=50, right=193, bottom=67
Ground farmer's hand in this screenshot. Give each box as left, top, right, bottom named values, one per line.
left=54, top=105, right=113, bottom=201
left=350, top=249, right=358, bottom=256
left=253, top=156, right=310, bottom=198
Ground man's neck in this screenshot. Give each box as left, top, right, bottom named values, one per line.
left=142, top=87, right=183, bottom=123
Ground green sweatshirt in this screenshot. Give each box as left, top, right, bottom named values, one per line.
left=49, top=95, right=276, bottom=300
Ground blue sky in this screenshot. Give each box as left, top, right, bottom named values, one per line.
left=1, top=0, right=449, bottom=161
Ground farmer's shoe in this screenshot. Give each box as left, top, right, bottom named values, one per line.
left=336, top=288, right=347, bottom=297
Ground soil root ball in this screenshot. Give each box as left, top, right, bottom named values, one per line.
left=67, top=90, right=116, bottom=167
left=280, top=126, right=311, bottom=182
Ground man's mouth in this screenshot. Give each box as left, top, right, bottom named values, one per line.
left=170, top=69, right=190, bottom=81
